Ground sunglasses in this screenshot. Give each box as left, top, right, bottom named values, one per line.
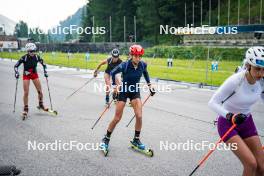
left=256, top=59, right=264, bottom=67
left=28, top=50, right=36, bottom=53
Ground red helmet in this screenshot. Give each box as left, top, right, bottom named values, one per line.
left=129, top=44, right=144, bottom=56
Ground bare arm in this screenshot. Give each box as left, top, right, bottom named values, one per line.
left=95, top=60, right=108, bottom=71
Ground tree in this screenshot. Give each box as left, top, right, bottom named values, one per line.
left=65, top=33, right=73, bottom=42
left=14, top=21, right=29, bottom=38
left=80, top=1, right=93, bottom=42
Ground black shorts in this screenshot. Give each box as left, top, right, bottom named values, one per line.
left=104, top=70, right=110, bottom=75
left=117, top=91, right=141, bottom=102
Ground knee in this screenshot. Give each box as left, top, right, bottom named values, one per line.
left=135, top=115, right=142, bottom=121
left=112, top=117, right=121, bottom=124
left=244, top=158, right=257, bottom=172
left=112, top=115, right=122, bottom=124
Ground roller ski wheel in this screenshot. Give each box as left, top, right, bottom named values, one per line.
left=37, top=106, right=58, bottom=116
left=100, top=144, right=109, bottom=157
left=130, top=140, right=154, bottom=157
left=21, top=111, right=28, bottom=121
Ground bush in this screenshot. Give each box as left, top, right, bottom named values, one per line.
left=144, top=46, right=246, bottom=61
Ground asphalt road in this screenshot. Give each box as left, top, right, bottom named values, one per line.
left=0, top=59, right=263, bottom=176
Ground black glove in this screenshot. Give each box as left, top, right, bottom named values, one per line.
left=15, top=72, right=19, bottom=79
left=226, top=112, right=247, bottom=125
left=44, top=71, right=48, bottom=78
left=149, top=86, right=156, bottom=96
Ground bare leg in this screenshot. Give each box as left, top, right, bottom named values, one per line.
left=244, top=136, right=264, bottom=176
left=104, top=73, right=111, bottom=96
left=32, top=78, right=46, bottom=109
left=130, top=98, right=143, bottom=131
left=226, top=135, right=257, bottom=176
left=107, top=101, right=126, bottom=132
left=23, top=80, right=30, bottom=108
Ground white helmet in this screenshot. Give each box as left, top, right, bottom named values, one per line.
left=25, top=43, right=37, bottom=52
left=111, top=48, right=120, bottom=57
left=246, top=46, right=264, bottom=68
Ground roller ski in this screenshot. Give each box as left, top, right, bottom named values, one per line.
left=37, top=102, right=58, bottom=116
left=130, top=138, right=154, bottom=157
left=21, top=105, right=28, bottom=120
left=100, top=136, right=110, bottom=156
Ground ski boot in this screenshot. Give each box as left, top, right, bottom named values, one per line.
left=112, top=92, right=117, bottom=104
left=37, top=102, right=58, bottom=116
left=100, top=136, right=110, bottom=156
left=21, top=105, right=28, bottom=120
left=130, top=138, right=154, bottom=157
left=37, top=102, right=49, bottom=111
left=105, top=95, right=110, bottom=107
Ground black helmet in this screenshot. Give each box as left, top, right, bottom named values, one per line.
left=111, top=48, right=120, bottom=57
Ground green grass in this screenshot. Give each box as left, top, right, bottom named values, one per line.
left=0, top=51, right=241, bottom=86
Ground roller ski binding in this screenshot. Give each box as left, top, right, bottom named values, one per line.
left=100, top=136, right=110, bottom=157
left=37, top=102, right=58, bottom=116
left=130, top=138, right=154, bottom=157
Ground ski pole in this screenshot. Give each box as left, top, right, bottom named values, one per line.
left=13, top=79, right=18, bottom=113
left=189, top=123, right=237, bottom=176
left=91, top=99, right=114, bottom=130
left=126, top=94, right=152, bottom=127
left=46, top=77, right=53, bottom=110
left=66, top=77, right=95, bottom=100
